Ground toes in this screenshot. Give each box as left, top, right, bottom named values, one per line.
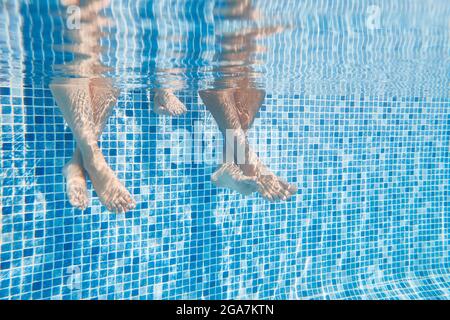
left=103, top=186, right=121, bottom=213
left=257, top=175, right=297, bottom=202
left=278, top=179, right=296, bottom=195
left=79, top=198, right=88, bottom=210
left=172, top=104, right=184, bottom=115
left=154, top=91, right=187, bottom=117
left=264, top=192, right=276, bottom=202
left=117, top=197, right=130, bottom=213
left=175, top=103, right=187, bottom=115
left=127, top=197, right=137, bottom=210
left=68, top=185, right=89, bottom=210
left=288, top=184, right=298, bottom=195
left=120, top=191, right=136, bottom=211
left=277, top=181, right=297, bottom=200
left=154, top=105, right=170, bottom=116
left=70, top=195, right=82, bottom=208
left=107, top=188, right=135, bottom=214
left=273, top=184, right=293, bottom=201
left=259, top=183, right=276, bottom=201
left=105, top=197, right=118, bottom=213
left=278, top=186, right=291, bottom=201
left=110, top=200, right=123, bottom=214
left=159, top=102, right=187, bottom=116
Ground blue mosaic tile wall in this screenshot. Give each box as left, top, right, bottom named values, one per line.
left=1, top=0, right=450, bottom=300
left=1, top=88, right=450, bottom=299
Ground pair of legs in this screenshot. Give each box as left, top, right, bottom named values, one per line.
left=53, top=79, right=294, bottom=209
left=152, top=86, right=296, bottom=201
left=199, top=88, right=297, bottom=201
left=50, top=78, right=135, bottom=213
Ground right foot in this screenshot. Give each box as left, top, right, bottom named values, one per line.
left=212, top=163, right=259, bottom=196
left=256, top=166, right=297, bottom=202
left=83, top=148, right=136, bottom=213
left=153, top=89, right=187, bottom=116
left=63, top=159, right=89, bottom=210
left=251, top=161, right=297, bottom=201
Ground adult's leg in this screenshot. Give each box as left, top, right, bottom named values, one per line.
left=233, top=87, right=265, bottom=132
left=199, top=88, right=259, bottom=195
left=227, top=87, right=298, bottom=201
left=233, top=87, right=264, bottom=177
left=51, top=78, right=135, bottom=213
left=62, top=78, right=120, bottom=210
left=89, top=78, right=120, bottom=137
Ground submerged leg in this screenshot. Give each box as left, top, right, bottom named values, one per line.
left=233, top=87, right=265, bottom=132
left=200, top=88, right=297, bottom=201
left=234, top=87, right=297, bottom=201
left=232, top=87, right=265, bottom=177
left=89, top=78, right=120, bottom=137
left=199, top=89, right=259, bottom=196
left=53, top=79, right=96, bottom=211
left=153, top=88, right=187, bottom=116
left=233, top=87, right=297, bottom=201
left=51, top=79, right=135, bottom=213
left=62, top=78, right=120, bottom=210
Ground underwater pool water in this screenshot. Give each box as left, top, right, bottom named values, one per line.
left=0, top=0, right=450, bottom=299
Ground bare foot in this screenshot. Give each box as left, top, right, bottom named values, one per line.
left=153, top=89, right=187, bottom=116
left=212, top=163, right=259, bottom=195
left=256, top=166, right=297, bottom=202
left=63, top=153, right=89, bottom=210
left=83, top=148, right=136, bottom=213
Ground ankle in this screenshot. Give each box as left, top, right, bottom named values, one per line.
left=81, top=147, right=107, bottom=174
left=239, top=164, right=257, bottom=177
left=63, top=160, right=84, bottom=177
left=79, top=141, right=100, bottom=161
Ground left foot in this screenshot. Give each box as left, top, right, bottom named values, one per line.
left=153, top=89, right=187, bottom=116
